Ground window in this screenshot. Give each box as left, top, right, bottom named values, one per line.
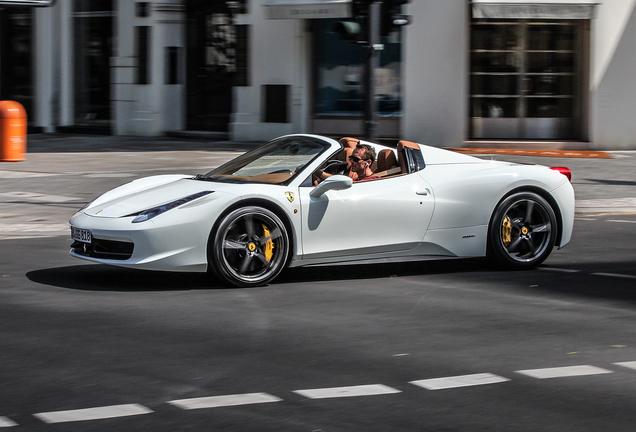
left=136, top=26, right=151, bottom=84
left=234, top=25, right=249, bottom=87
left=263, top=85, right=289, bottom=123
left=165, top=47, right=180, bottom=85
left=315, top=19, right=403, bottom=117
left=136, top=2, right=150, bottom=17
left=470, top=19, right=587, bottom=140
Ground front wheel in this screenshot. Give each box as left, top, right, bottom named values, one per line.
left=487, top=192, right=558, bottom=269
left=209, top=206, right=289, bottom=287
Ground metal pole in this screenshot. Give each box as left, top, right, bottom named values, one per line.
left=364, top=1, right=381, bottom=142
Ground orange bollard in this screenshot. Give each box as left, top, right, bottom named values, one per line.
left=0, top=100, right=27, bottom=162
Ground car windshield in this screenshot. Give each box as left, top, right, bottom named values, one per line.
left=197, top=136, right=329, bottom=184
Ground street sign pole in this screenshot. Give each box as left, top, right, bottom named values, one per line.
left=364, top=1, right=382, bottom=142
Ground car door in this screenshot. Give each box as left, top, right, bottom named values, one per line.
left=298, top=174, right=435, bottom=261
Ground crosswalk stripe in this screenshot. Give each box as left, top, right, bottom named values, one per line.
left=293, top=384, right=401, bottom=400
left=410, top=373, right=510, bottom=390
left=615, top=361, right=636, bottom=370
left=168, top=393, right=282, bottom=410
left=33, top=404, right=153, bottom=424
left=516, top=365, right=613, bottom=379
left=0, top=417, right=17, bottom=428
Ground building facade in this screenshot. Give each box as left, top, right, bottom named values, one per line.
left=1, top=0, right=635, bottom=149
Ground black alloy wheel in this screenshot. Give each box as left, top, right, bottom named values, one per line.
left=487, top=192, right=558, bottom=269
left=210, top=206, right=289, bottom=287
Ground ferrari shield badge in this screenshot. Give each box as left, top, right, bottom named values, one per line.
left=285, top=192, right=295, bottom=203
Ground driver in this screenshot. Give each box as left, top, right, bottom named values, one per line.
left=348, top=144, right=377, bottom=181
left=314, top=143, right=378, bottom=183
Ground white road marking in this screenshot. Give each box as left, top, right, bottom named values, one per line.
left=615, top=361, right=636, bottom=370
left=293, top=384, right=401, bottom=400
left=0, top=223, right=70, bottom=240
left=168, top=393, right=282, bottom=410
left=607, top=219, right=636, bottom=224
left=516, top=365, right=613, bottom=379
left=538, top=267, right=580, bottom=273
left=33, top=404, right=153, bottom=424
left=83, top=173, right=135, bottom=178
left=537, top=268, right=636, bottom=280
left=592, top=273, right=636, bottom=280
left=410, top=373, right=510, bottom=390
left=0, top=170, right=56, bottom=178
left=0, top=417, right=17, bottom=427
left=0, top=191, right=80, bottom=203
left=577, top=198, right=636, bottom=208
left=0, top=223, right=69, bottom=233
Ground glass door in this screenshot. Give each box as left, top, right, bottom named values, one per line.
left=470, top=20, right=586, bottom=140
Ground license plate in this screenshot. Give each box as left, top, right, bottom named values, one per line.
left=71, top=226, right=92, bottom=243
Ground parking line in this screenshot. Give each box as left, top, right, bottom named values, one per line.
left=33, top=404, right=153, bottom=424
left=168, top=393, right=282, bottom=410
left=0, top=417, right=17, bottom=428
left=516, top=365, right=613, bottom=379
left=410, top=373, right=510, bottom=390
left=293, top=384, right=401, bottom=400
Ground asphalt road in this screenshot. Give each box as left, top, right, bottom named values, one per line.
left=1, top=136, right=636, bottom=431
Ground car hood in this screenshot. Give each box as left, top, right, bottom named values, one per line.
left=84, top=175, right=239, bottom=218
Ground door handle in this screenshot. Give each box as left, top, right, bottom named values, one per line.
left=416, top=188, right=430, bottom=196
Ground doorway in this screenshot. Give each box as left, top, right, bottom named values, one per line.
left=186, top=1, right=236, bottom=132
left=73, top=0, right=114, bottom=131
left=0, top=7, right=33, bottom=117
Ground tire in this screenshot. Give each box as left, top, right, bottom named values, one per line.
left=209, top=206, right=289, bottom=287
left=487, top=192, right=558, bottom=269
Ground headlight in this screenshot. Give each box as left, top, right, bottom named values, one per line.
left=131, top=191, right=214, bottom=223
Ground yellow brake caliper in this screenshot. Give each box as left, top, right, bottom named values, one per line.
left=502, top=215, right=512, bottom=247
left=262, top=224, right=274, bottom=263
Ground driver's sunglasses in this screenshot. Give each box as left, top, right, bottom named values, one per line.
left=349, top=155, right=364, bottom=163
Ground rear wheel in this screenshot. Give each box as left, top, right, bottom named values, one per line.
left=209, top=206, right=289, bottom=287
left=487, top=192, right=558, bottom=269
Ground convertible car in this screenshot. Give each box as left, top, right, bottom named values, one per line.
left=70, top=134, right=575, bottom=287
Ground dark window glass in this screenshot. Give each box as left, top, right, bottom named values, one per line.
left=136, top=2, right=150, bottom=17
left=263, top=85, right=289, bottom=123
left=165, top=47, right=180, bottom=85
left=75, top=0, right=113, bottom=13
left=234, top=25, right=249, bottom=87
left=136, top=26, right=151, bottom=84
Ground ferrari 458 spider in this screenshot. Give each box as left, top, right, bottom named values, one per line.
left=70, top=134, right=575, bottom=287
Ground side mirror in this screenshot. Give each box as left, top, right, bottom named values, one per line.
left=310, top=175, right=353, bottom=198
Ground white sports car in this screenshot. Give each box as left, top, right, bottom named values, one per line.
left=70, top=134, right=575, bottom=287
